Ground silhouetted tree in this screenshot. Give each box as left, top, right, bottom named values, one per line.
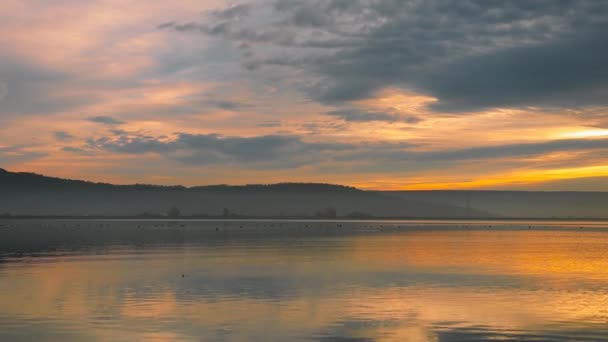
left=222, top=208, right=231, bottom=217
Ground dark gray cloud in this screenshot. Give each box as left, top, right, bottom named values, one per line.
left=0, top=82, right=7, bottom=101
left=64, top=125, right=608, bottom=173
left=61, top=146, right=95, bottom=156
left=316, top=137, right=608, bottom=172
left=326, top=108, right=420, bottom=123
left=208, top=100, right=250, bottom=111
left=0, top=145, right=47, bottom=164
left=54, top=131, right=74, bottom=141
left=80, top=131, right=349, bottom=169
left=164, top=0, right=608, bottom=112
left=0, top=56, right=97, bottom=118
left=157, top=21, right=175, bottom=29
left=87, top=116, right=124, bottom=125
left=422, top=32, right=608, bottom=112
left=327, top=108, right=396, bottom=122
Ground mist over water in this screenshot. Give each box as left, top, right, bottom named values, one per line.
left=1, top=220, right=608, bottom=341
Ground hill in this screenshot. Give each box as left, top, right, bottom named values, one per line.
left=385, top=191, right=608, bottom=219
left=0, top=169, right=485, bottom=218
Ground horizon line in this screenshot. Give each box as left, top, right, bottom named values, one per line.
left=3, top=168, right=608, bottom=193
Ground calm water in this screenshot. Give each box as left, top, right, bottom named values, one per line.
left=1, top=220, right=608, bottom=341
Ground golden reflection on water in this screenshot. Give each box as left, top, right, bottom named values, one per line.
left=1, top=229, right=608, bottom=341
left=348, top=231, right=608, bottom=278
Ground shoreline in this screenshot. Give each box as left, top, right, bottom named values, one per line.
left=2, top=215, right=608, bottom=222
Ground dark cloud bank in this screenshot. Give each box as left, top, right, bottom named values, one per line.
left=87, top=116, right=124, bottom=125
left=162, top=0, right=608, bottom=113
left=63, top=129, right=608, bottom=171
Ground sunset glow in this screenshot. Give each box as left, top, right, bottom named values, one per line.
left=1, top=0, right=608, bottom=190
left=564, top=129, right=608, bottom=139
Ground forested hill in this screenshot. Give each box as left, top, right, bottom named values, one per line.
left=0, top=169, right=484, bottom=218
left=0, top=168, right=360, bottom=193
left=2, top=169, right=606, bottom=218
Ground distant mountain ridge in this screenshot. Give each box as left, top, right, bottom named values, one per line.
left=0, top=169, right=485, bottom=218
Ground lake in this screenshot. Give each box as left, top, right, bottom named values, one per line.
left=1, top=219, right=608, bottom=341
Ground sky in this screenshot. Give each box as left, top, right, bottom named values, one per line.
left=1, top=0, right=608, bottom=190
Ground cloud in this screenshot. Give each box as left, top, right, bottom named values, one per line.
left=164, top=1, right=608, bottom=112
left=0, top=145, right=47, bottom=165
left=326, top=108, right=420, bottom=123
left=64, top=121, right=608, bottom=175
left=0, top=82, right=7, bottom=101
left=157, top=21, right=175, bottom=29
left=257, top=121, right=282, bottom=127
left=61, top=146, right=95, bottom=156
left=208, top=100, right=249, bottom=111
left=209, top=3, right=252, bottom=20
left=0, top=55, right=96, bottom=117
left=307, top=1, right=608, bottom=110
left=326, top=108, right=396, bottom=122
left=421, top=33, right=608, bottom=112
left=80, top=131, right=349, bottom=169
left=320, top=137, right=608, bottom=172
left=87, top=116, right=124, bottom=125
left=54, top=131, right=74, bottom=141
left=416, top=138, right=608, bottom=162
